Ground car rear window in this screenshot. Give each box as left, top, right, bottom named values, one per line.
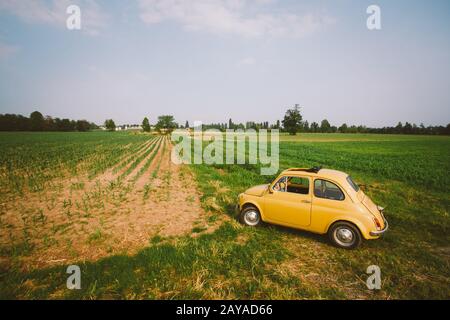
left=346, top=176, right=360, bottom=192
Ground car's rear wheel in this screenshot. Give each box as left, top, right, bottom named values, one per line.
left=239, top=206, right=262, bottom=227
left=328, top=221, right=362, bottom=249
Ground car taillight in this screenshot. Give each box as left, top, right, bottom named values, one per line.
left=373, top=217, right=381, bottom=230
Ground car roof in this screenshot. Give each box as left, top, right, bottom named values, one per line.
left=279, top=168, right=360, bottom=202
left=281, top=168, right=349, bottom=182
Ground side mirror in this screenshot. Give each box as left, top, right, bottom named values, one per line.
left=268, top=185, right=273, bottom=193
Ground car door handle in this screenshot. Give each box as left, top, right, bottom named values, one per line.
left=301, top=200, right=311, bottom=204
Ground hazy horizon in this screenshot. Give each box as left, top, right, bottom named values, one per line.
left=1, top=0, right=449, bottom=127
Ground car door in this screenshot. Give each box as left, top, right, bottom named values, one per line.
left=309, top=179, right=351, bottom=233
left=264, top=175, right=312, bottom=227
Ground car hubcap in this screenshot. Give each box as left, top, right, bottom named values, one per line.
left=335, top=227, right=355, bottom=246
left=244, top=210, right=259, bottom=226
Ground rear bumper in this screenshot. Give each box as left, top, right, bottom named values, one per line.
left=370, top=215, right=389, bottom=236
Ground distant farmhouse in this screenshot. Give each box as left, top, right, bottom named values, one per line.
left=116, top=124, right=143, bottom=131
left=99, top=124, right=145, bottom=131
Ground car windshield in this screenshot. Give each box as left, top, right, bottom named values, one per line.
left=346, top=176, right=360, bottom=192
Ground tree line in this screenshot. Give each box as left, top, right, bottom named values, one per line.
left=0, top=111, right=98, bottom=132
left=1, top=108, right=449, bottom=136
left=278, top=105, right=450, bottom=135
left=197, top=105, right=449, bottom=135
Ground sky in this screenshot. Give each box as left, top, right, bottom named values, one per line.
left=0, top=0, right=449, bottom=127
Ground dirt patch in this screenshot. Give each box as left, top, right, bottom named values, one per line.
left=0, top=136, right=208, bottom=271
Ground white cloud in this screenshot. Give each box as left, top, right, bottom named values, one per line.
left=138, top=0, right=334, bottom=38
left=0, top=0, right=109, bottom=36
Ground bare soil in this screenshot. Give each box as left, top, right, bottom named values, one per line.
left=0, top=136, right=208, bottom=271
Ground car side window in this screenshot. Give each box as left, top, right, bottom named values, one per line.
left=286, top=176, right=309, bottom=195
left=273, top=176, right=310, bottom=195
left=314, top=179, right=345, bottom=201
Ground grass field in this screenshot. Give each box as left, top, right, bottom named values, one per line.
left=0, top=132, right=449, bottom=299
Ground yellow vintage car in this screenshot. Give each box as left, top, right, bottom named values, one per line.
left=237, top=167, right=388, bottom=249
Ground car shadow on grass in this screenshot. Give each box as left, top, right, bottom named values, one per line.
left=266, top=223, right=331, bottom=246
left=227, top=204, right=393, bottom=251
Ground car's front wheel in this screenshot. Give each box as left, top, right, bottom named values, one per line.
left=328, top=221, right=362, bottom=249
left=239, top=206, right=262, bottom=227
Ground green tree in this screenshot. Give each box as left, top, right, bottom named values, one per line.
left=142, top=117, right=151, bottom=132
left=30, top=111, right=44, bottom=131
left=275, top=120, right=280, bottom=129
left=282, top=104, right=303, bottom=135
left=310, top=122, right=319, bottom=133
left=339, top=123, right=348, bottom=133
left=104, top=119, right=116, bottom=131
left=155, top=115, right=177, bottom=134
left=60, top=119, right=74, bottom=131
left=76, top=120, right=90, bottom=132
left=404, top=122, right=413, bottom=134
left=228, top=118, right=234, bottom=130
left=395, top=122, right=403, bottom=134
left=320, top=119, right=331, bottom=133
left=303, top=120, right=310, bottom=132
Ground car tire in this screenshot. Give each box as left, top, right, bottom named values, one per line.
left=328, top=221, right=362, bottom=249
left=239, top=206, right=262, bottom=227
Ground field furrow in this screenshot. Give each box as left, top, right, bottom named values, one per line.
left=119, top=137, right=162, bottom=182
left=0, top=134, right=208, bottom=272
left=130, top=137, right=165, bottom=185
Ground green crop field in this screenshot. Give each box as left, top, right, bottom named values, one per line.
left=0, top=132, right=449, bottom=299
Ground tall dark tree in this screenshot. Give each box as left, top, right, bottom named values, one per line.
left=404, top=122, right=413, bottom=134
left=310, top=122, right=319, bottom=133
left=303, top=120, right=310, bottom=132
left=276, top=120, right=280, bottom=129
left=104, top=119, right=116, bottom=131
left=282, top=104, right=303, bottom=135
left=185, top=120, right=190, bottom=129
left=395, top=122, right=403, bottom=134
left=155, top=115, right=177, bottom=134
left=142, top=117, right=151, bottom=132
left=228, top=118, right=234, bottom=130
left=60, top=119, right=73, bottom=131
left=76, top=120, right=90, bottom=132
left=320, top=119, right=331, bottom=133
left=30, top=111, right=44, bottom=131
left=339, top=123, right=348, bottom=133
